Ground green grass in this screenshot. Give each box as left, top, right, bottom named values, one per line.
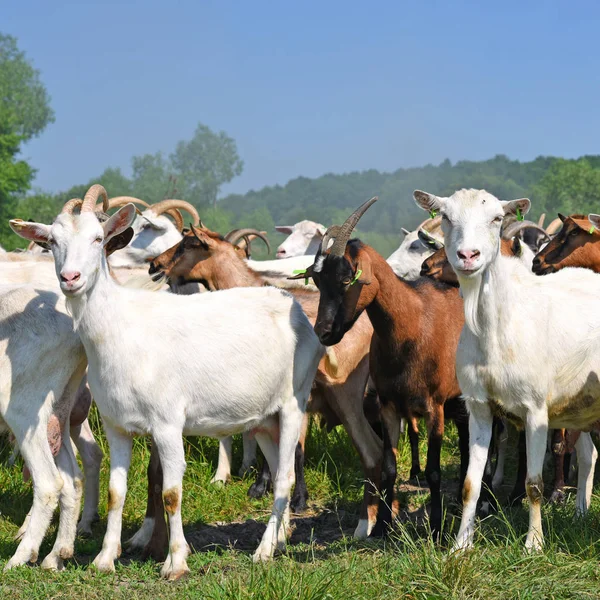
left=1, top=413, right=600, bottom=599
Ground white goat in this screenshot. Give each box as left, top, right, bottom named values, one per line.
left=107, top=198, right=199, bottom=267
left=414, top=188, right=600, bottom=553
left=11, top=185, right=324, bottom=579
left=275, top=220, right=326, bottom=258
left=0, top=284, right=88, bottom=571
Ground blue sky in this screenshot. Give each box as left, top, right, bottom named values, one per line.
left=5, top=1, right=600, bottom=196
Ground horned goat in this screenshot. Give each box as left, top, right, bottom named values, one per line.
left=11, top=184, right=324, bottom=579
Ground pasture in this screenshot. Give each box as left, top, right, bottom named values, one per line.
left=0, top=411, right=599, bottom=599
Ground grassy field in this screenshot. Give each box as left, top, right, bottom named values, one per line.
left=0, top=410, right=600, bottom=599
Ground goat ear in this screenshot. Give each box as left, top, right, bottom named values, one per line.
left=414, top=190, right=443, bottom=214
left=356, top=253, right=373, bottom=285
left=558, top=213, right=567, bottom=223
left=191, top=224, right=215, bottom=249
left=105, top=227, right=134, bottom=257
left=275, top=225, right=293, bottom=234
left=401, top=227, right=411, bottom=236
left=501, top=198, right=531, bottom=218
left=9, top=219, right=51, bottom=243
left=103, top=204, right=137, bottom=243
left=588, top=214, right=600, bottom=231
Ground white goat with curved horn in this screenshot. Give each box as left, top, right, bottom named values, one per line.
left=11, top=184, right=323, bottom=579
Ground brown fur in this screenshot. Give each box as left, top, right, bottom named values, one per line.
left=313, top=242, right=469, bottom=538
left=533, top=214, right=600, bottom=274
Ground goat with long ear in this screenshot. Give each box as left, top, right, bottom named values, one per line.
left=308, top=197, right=469, bottom=540
left=11, top=184, right=324, bottom=579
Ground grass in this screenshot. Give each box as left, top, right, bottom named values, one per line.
left=0, top=411, right=600, bottom=599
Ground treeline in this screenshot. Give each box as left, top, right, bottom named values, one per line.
left=4, top=33, right=600, bottom=257
left=18, top=153, right=600, bottom=259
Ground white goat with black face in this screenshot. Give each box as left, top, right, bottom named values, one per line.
left=11, top=185, right=323, bottom=579
left=275, top=220, right=326, bottom=258
left=414, top=188, right=600, bottom=553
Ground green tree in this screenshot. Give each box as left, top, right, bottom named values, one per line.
left=0, top=33, right=55, bottom=249
left=170, top=123, right=243, bottom=209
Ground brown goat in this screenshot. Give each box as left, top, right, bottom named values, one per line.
left=307, top=198, right=469, bottom=539
left=532, top=214, right=600, bottom=275
left=139, top=225, right=381, bottom=557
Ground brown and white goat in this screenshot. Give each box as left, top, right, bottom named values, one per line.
left=306, top=197, right=469, bottom=538
left=135, top=225, right=380, bottom=558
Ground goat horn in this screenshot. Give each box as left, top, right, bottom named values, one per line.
left=164, top=209, right=184, bottom=231
left=327, top=196, right=378, bottom=257
left=150, top=199, right=200, bottom=225
left=503, top=221, right=550, bottom=241
left=418, top=214, right=443, bottom=232
left=82, top=184, right=108, bottom=213
left=546, top=217, right=563, bottom=236
left=226, top=228, right=271, bottom=254
left=537, top=213, right=546, bottom=228
left=105, top=196, right=150, bottom=209
left=61, top=197, right=83, bottom=214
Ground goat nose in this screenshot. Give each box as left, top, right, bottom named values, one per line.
left=532, top=256, right=541, bottom=267
left=148, top=262, right=158, bottom=275
left=277, top=247, right=286, bottom=256
left=60, top=271, right=81, bottom=283
left=457, top=249, right=480, bottom=261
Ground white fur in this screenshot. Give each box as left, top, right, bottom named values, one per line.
left=414, top=188, right=600, bottom=552
left=275, top=221, right=326, bottom=258
left=14, top=207, right=324, bottom=577
left=0, top=284, right=87, bottom=571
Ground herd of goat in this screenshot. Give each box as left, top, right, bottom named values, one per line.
left=1, top=184, right=600, bottom=579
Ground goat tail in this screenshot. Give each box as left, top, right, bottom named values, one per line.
left=556, top=324, right=600, bottom=389
left=323, top=347, right=339, bottom=378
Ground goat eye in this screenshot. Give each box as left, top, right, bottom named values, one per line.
left=95, top=236, right=103, bottom=243
left=492, top=216, right=503, bottom=224
left=342, top=278, right=352, bottom=285
left=441, top=214, right=449, bottom=222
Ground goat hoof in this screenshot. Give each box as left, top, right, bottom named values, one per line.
left=549, top=489, right=565, bottom=504
left=41, top=553, right=65, bottom=571
left=248, top=481, right=270, bottom=499
left=160, top=557, right=189, bottom=580
left=92, top=552, right=116, bottom=574
left=290, top=494, right=308, bottom=513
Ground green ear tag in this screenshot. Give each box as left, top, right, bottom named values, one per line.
left=516, top=207, right=524, bottom=222
left=429, top=209, right=437, bottom=219
left=349, top=269, right=363, bottom=286
left=590, top=226, right=596, bottom=235
left=292, top=269, right=309, bottom=285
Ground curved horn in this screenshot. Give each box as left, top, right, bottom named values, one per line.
left=82, top=184, right=108, bottom=213
left=224, top=228, right=241, bottom=242
left=164, top=209, right=184, bottom=231
left=150, top=199, right=200, bottom=225
left=61, top=197, right=83, bottom=215
left=226, top=228, right=271, bottom=254
left=106, top=196, right=150, bottom=209
left=327, top=196, right=378, bottom=257
left=545, top=217, right=563, bottom=235
left=417, top=214, right=443, bottom=232
left=503, top=221, right=550, bottom=241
